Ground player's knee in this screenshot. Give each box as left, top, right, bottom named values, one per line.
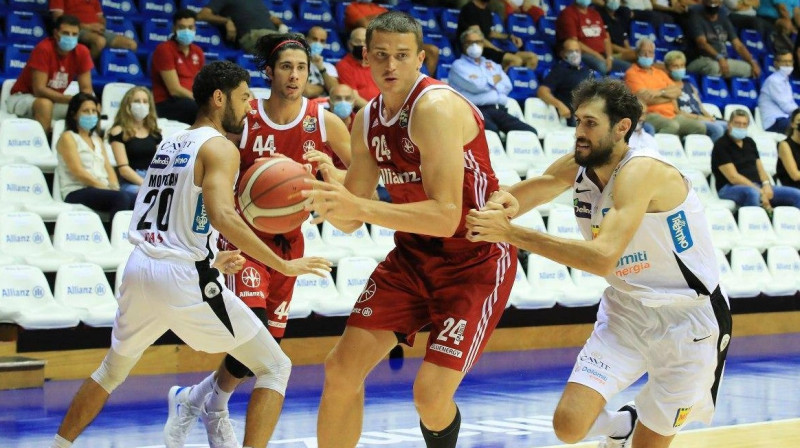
left=252, top=351, right=292, bottom=396
left=552, top=405, right=589, bottom=444
left=412, top=378, right=451, bottom=416
left=322, top=351, right=360, bottom=393
left=224, top=353, right=253, bottom=379
left=89, top=349, right=139, bottom=394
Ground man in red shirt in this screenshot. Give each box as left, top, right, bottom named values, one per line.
left=50, top=0, right=138, bottom=59
left=7, top=15, right=94, bottom=135
left=555, top=0, right=630, bottom=74
left=151, top=9, right=205, bottom=124
left=336, top=27, right=379, bottom=109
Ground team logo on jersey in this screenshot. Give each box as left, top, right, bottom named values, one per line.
left=302, top=116, right=317, bottom=133
left=150, top=154, right=170, bottom=169
left=302, top=140, right=316, bottom=153
left=573, top=199, right=591, bottom=219
left=251, top=121, right=261, bottom=130
left=401, top=138, right=415, bottom=154
left=192, top=194, right=210, bottom=234
left=398, top=105, right=410, bottom=128
left=667, top=211, right=693, bottom=253
left=241, top=266, right=261, bottom=288
left=356, top=278, right=376, bottom=303
left=173, top=153, right=190, bottom=167
left=673, top=406, right=693, bottom=428
left=203, top=281, right=221, bottom=299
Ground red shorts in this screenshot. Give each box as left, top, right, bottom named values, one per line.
left=218, top=231, right=304, bottom=338
left=347, top=241, right=516, bottom=372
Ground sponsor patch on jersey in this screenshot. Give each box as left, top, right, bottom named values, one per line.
left=573, top=199, right=591, bottom=219
left=173, top=153, right=190, bottom=168
left=150, top=154, right=170, bottom=169
left=302, top=115, right=317, bottom=133
left=401, top=138, right=415, bottom=154
left=192, top=193, right=210, bottom=234
left=302, top=140, right=316, bottom=153
left=667, top=210, right=693, bottom=253
left=673, top=406, right=692, bottom=427
left=398, top=105, right=410, bottom=128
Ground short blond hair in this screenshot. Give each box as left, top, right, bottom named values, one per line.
left=664, top=50, right=686, bottom=68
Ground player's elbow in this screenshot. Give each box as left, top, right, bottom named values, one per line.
left=206, top=205, right=236, bottom=234
left=436, top=204, right=461, bottom=238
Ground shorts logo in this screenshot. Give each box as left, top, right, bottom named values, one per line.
left=429, top=343, right=463, bottom=358
left=173, top=153, right=190, bottom=167
left=719, top=334, right=731, bottom=352
left=203, top=281, right=220, bottom=298
left=673, top=406, right=692, bottom=427
left=667, top=210, right=693, bottom=253
left=357, top=278, right=376, bottom=303
left=149, top=154, right=170, bottom=169
left=361, top=307, right=372, bottom=317
left=303, top=115, right=317, bottom=133
left=241, top=266, right=261, bottom=288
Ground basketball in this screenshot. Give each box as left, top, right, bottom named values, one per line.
left=237, top=157, right=314, bottom=234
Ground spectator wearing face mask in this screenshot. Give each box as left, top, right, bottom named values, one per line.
left=108, top=87, right=162, bottom=195
left=665, top=50, right=729, bottom=142
left=556, top=0, right=631, bottom=74
left=449, top=29, right=538, bottom=135
left=328, top=84, right=357, bottom=131
left=336, top=27, right=378, bottom=108
left=593, top=0, right=637, bottom=63
left=304, top=26, right=340, bottom=99
left=629, top=98, right=660, bottom=152
left=537, top=38, right=594, bottom=126
left=758, top=50, right=799, bottom=133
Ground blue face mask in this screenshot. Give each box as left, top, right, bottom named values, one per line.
left=309, top=42, right=325, bottom=57
left=176, top=29, right=195, bottom=46
left=575, top=0, right=592, bottom=6
left=670, top=68, right=686, bottom=80
left=332, top=101, right=353, bottom=119
left=78, top=114, right=98, bottom=132
left=58, top=35, right=78, bottom=52
left=638, top=56, right=654, bottom=68
left=606, top=0, right=620, bottom=10
left=730, top=127, right=748, bottom=140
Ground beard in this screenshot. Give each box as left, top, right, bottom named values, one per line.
left=221, top=100, right=244, bottom=134
left=574, top=131, right=615, bottom=168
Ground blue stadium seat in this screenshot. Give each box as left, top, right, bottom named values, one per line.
left=297, top=0, right=334, bottom=33
left=270, top=0, right=298, bottom=26
left=335, top=2, right=351, bottom=29
left=6, top=11, right=46, bottom=44
left=629, top=21, right=656, bottom=47
left=684, top=73, right=699, bottom=92
left=436, top=62, right=451, bottom=83
left=105, top=16, right=139, bottom=43
left=410, top=6, right=441, bottom=33
left=655, top=46, right=668, bottom=62
left=4, top=44, right=34, bottom=77
left=657, top=23, right=683, bottom=49
left=537, top=17, right=557, bottom=47
left=202, top=51, right=224, bottom=63
left=507, top=13, right=537, bottom=40
left=139, top=0, right=176, bottom=18
left=8, top=0, right=47, bottom=12
left=181, top=0, right=206, bottom=13
left=236, top=54, right=267, bottom=88
left=99, top=49, right=144, bottom=83
left=700, top=75, right=730, bottom=109
left=423, top=33, right=455, bottom=64
left=790, top=79, right=800, bottom=103
left=439, top=8, right=460, bottom=40
left=194, top=21, right=226, bottom=52
left=730, top=77, right=758, bottom=110
left=140, top=19, right=171, bottom=52
left=0, top=0, right=6, bottom=14
left=739, top=29, right=765, bottom=60
left=491, top=12, right=505, bottom=35
left=608, top=71, right=625, bottom=80
left=553, top=0, right=571, bottom=14
left=507, top=67, right=538, bottom=102
left=725, top=41, right=739, bottom=59
left=321, top=28, right=346, bottom=60
left=524, top=39, right=553, bottom=76
left=102, top=0, right=139, bottom=17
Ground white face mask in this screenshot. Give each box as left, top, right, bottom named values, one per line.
left=565, top=50, right=581, bottom=67
left=466, top=43, right=483, bottom=59
left=509, top=0, right=524, bottom=7
left=130, top=102, right=149, bottom=121
left=779, top=66, right=794, bottom=77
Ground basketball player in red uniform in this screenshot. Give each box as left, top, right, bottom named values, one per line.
left=304, top=12, right=517, bottom=448
left=164, top=34, right=350, bottom=448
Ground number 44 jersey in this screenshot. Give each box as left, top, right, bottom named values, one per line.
left=129, top=127, right=224, bottom=262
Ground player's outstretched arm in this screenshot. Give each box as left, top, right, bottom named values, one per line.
left=198, top=137, right=331, bottom=277
left=491, top=153, right=578, bottom=218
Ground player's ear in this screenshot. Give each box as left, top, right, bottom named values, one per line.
left=617, top=117, right=632, bottom=140
left=213, top=89, right=225, bottom=108
left=264, top=66, right=273, bottom=80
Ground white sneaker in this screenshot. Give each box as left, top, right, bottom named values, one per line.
left=598, top=402, right=638, bottom=448
left=201, top=406, right=239, bottom=448
left=164, top=385, right=201, bottom=448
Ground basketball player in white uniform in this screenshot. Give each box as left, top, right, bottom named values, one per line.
left=466, top=79, right=732, bottom=448
left=50, top=61, right=331, bottom=448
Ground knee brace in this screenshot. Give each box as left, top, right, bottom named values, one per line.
left=228, top=328, right=291, bottom=396
left=253, top=351, right=292, bottom=396
left=90, top=348, right=140, bottom=394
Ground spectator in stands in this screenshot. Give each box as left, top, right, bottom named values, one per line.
left=725, top=0, right=773, bottom=40
left=456, top=0, right=539, bottom=70
left=449, top=29, right=538, bottom=135
left=777, top=108, right=800, bottom=188
left=6, top=15, right=94, bottom=136
left=758, top=50, right=799, bottom=132
left=108, top=87, right=162, bottom=195
left=503, top=0, right=546, bottom=24
left=556, top=0, right=631, bottom=74
left=151, top=9, right=205, bottom=125
left=626, top=39, right=706, bottom=136
left=305, top=27, right=340, bottom=99
left=336, top=27, right=378, bottom=108
left=537, top=38, right=594, bottom=125
left=594, top=0, right=637, bottom=63
left=345, top=4, right=441, bottom=76
left=686, top=0, right=761, bottom=78
left=712, top=109, right=800, bottom=209
left=50, top=0, right=138, bottom=60
left=329, top=84, right=357, bottom=130
left=622, top=0, right=675, bottom=34
left=56, top=93, right=136, bottom=219
left=756, top=0, right=800, bottom=34
left=197, top=0, right=289, bottom=55
left=665, top=50, right=729, bottom=141
left=629, top=98, right=659, bottom=150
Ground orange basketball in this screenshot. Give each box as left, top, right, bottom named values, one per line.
left=237, top=157, right=313, bottom=234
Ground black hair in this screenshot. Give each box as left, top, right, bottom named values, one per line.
left=55, top=14, right=80, bottom=30
left=572, top=79, right=642, bottom=143
left=65, top=92, right=100, bottom=135
left=253, top=33, right=310, bottom=73
left=172, top=8, right=197, bottom=26
left=367, top=11, right=423, bottom=52
left=193, top=61, right=251, bottom=111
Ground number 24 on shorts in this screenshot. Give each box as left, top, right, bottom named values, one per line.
left=437, top=318, right=467, bottom=345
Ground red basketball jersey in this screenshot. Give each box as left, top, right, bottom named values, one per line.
left=363, top=75, right=499, bottom=249
left=238, top=97, right=327, bottom=238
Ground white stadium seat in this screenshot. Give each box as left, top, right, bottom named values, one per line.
left=570, top=268, right=609, bottom=301
left=715, top=249, right=760, bottom=299
left=527, top=254, right=599, bottom=307
left=110, top=210, right=135, bottom=255
left=0, top=118, right=58, bottom=172
left=291, top=272, right=337, bottom=318
left=543, top=130, right=575, bottom=165
left=705, top=207, right=741, bottom=253
left=729, top=246, right=797, bottom=297
left=683, top=134, right=714, bottom=176
left=735, top=206, right=778, bottom=251
left=0, top=79, right=16, bottom=122
left=302, top=219, right=351, bottom=265
left=509, top=260, right=556, bottom=309
left=53, top=210, right=131, bottom=270
left=100, top=82, right=135, bottom=128
left=512, top=208, right=546, bottom=233
left=54, top=263, right=118, bottom=327
left=321, top=222, right=386, bottom=261
left=771, top=206, right=800, bottom=249
left=505, top=130, right=548, bottom=174
left=369, top=224, right=395, bottom=261
left=316, top=256, right=377, bottom=317
left=682, top=169, right=736, bottom=211
left=485, top=130, right=516, bottom=173
left=0, top=211, right=80, bottom=272
left=752, top=136, right=779, bottom=176
left=653, top=133, right=690, bottom=171
left=0, top=264, right=81, bottom=329
left=0, top=164, right=78, bottom=221
left=495, top=168, right=522, bottom=187
left=546, top=205, right=583, bottom=240
left=766, top=246, right=800, bottom=293
left=523, top=97, right=562, bottom=138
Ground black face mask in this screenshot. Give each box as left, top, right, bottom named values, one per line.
left=795, top=123, right=800, bottom=132
left=705, top=5, right=720, bottom=14
left=352, top=45, right=364, bottom=60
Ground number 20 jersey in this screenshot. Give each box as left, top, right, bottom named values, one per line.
left=128, top=127, right=223, bottom=262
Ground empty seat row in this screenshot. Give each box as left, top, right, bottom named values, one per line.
left=717, top=246, right=800, bottom=298
left=708, top=206, right=800, bottom=253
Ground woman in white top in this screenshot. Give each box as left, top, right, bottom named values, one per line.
left=56, top=93, right=136, bottom=219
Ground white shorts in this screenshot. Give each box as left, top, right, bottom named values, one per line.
left=111, top=248, right=263, bottom=358
left=6, top=93, right=68, bottom=119
left=568, top=287, right=732, bottom=436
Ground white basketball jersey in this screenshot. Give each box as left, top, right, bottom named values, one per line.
left=573, top=149, right=720, bottom=306
left=128, top=127, right=223, bottom=262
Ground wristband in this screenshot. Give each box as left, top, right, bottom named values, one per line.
left=715, top=53, right=725, bottom=61
left=762, top=180, right=770, bottom=185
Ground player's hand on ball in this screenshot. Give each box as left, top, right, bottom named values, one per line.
left=485, top=190, right=519, bottom=218
left=213, top=250, right=246, bottom=275
left=465, top=208, right=513, bottom=243
left=302, top=177, right=359, bottom=223
left=303, top=149, right=333, bottom=169
left=281, top=256, right=332, bottom=278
